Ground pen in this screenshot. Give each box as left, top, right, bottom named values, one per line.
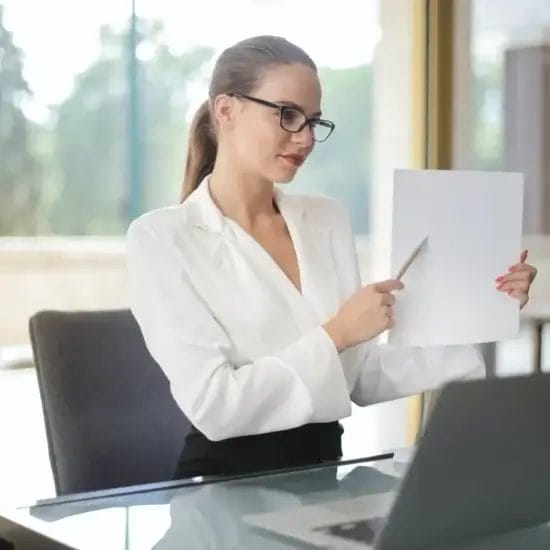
left=395, top=236, right=428, bottom=281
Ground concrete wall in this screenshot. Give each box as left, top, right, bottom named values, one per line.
left=0, top=238, right=128, bottom=348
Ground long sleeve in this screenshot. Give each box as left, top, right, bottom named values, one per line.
left=126, top=221, right=351, bottom=442
left=350, top=342, right=486, bottom=406
left=328, top=197, right=486, bottom=406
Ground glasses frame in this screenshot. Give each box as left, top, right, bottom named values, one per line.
left=227, top=93, right=335, bottom=142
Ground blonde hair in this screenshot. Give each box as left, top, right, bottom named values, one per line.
left=180, top=35, right=316, bottom=202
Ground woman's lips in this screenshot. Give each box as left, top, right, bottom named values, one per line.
left=279, top=154, right=305, bottom=167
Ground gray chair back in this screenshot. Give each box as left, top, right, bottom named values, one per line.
left=29, top=309, right=190, bottom=495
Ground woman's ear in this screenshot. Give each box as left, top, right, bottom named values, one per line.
left=213, top=94, right=237, bottom=130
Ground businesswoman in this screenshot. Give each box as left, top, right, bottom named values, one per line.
left=127, top=36, right=538, bottom=479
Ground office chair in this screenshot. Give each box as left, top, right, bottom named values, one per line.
left=29, top=309, right=190, bottom=495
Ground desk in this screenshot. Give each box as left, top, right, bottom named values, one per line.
left=2, top=453, right=550, bottom=550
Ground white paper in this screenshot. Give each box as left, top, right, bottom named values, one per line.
left=388, top=169, right=524, bottom=347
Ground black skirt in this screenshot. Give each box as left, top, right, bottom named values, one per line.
left=176, top=421, right=344, bottom=479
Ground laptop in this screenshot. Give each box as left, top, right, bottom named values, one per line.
left=245, top=373, right=550, bottom=549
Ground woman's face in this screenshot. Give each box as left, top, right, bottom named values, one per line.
left=221, top=63, right=322, bottom=184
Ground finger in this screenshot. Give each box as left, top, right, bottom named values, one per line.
left=523, top=264, right=537, bottom=280
left=520, top=249, right=528, bottom=263
left=508, top=289, right=527, bottom=304
left=381, top=294, right=396, bottom=306
left=508, top=263, right=537, bottom=277
left=508, top=263, right=536, bottom=274
left=497, top=281, right=530, bottom=293
left=374, top=279, right=404, bottom=293
left=502, top=264, right=537, bottom=282
left=513, top=267, right=537, bottom=283
left=496, top=273, right=532, bottom=285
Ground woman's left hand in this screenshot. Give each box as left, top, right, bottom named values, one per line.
left=495, top=250, right=538, bottom=309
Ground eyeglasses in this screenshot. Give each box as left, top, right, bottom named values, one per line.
left=228, top=93, right=335, bottom=142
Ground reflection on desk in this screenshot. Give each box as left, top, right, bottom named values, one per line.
left=7, top=453, right=550, bottom=550
left=17, top=459, right=399, bottom=550
left=153, top=465, right=398, bottom=549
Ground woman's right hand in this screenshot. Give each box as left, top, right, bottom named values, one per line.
left=322, top=279, right=404, bottom=352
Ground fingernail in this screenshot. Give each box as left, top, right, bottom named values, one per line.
left=495, top=276, right=504, bottom=282
left=508, top=289, right=514, bottom=295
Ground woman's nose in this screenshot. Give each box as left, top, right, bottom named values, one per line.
left=292, top=124, right=315, bottom=148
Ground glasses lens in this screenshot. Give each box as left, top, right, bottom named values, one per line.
left=280, top=107, right=307, bottom=132
left=311, top=120, right=334, bottom=142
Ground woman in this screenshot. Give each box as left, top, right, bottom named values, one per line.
left=127, top=36, right=537, bottom=479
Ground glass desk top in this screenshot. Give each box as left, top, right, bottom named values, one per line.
left=2, top=452, right=550, bottom=550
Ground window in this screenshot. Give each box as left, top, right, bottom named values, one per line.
left=1, top=0, right=423, bottom=502
left=451, top=0, right=550, bottom=375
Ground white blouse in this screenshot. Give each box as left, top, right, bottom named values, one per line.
left=127, top=177, right=485, bottom=441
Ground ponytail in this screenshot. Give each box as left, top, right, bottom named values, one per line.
left=181, top=100, right=217, bottom=202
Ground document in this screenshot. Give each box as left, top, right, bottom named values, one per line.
left=388, top=169, right=524, bottom=346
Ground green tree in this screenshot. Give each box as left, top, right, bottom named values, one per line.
left=0, top=4, right=42, bottom=235
left=49, top=17, right=371, bottom=235
left=141, top=38, right=213, bottom=211
left=293, top=65, right=373, bottom=234
left=50, top=19, right=212, bottom=234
